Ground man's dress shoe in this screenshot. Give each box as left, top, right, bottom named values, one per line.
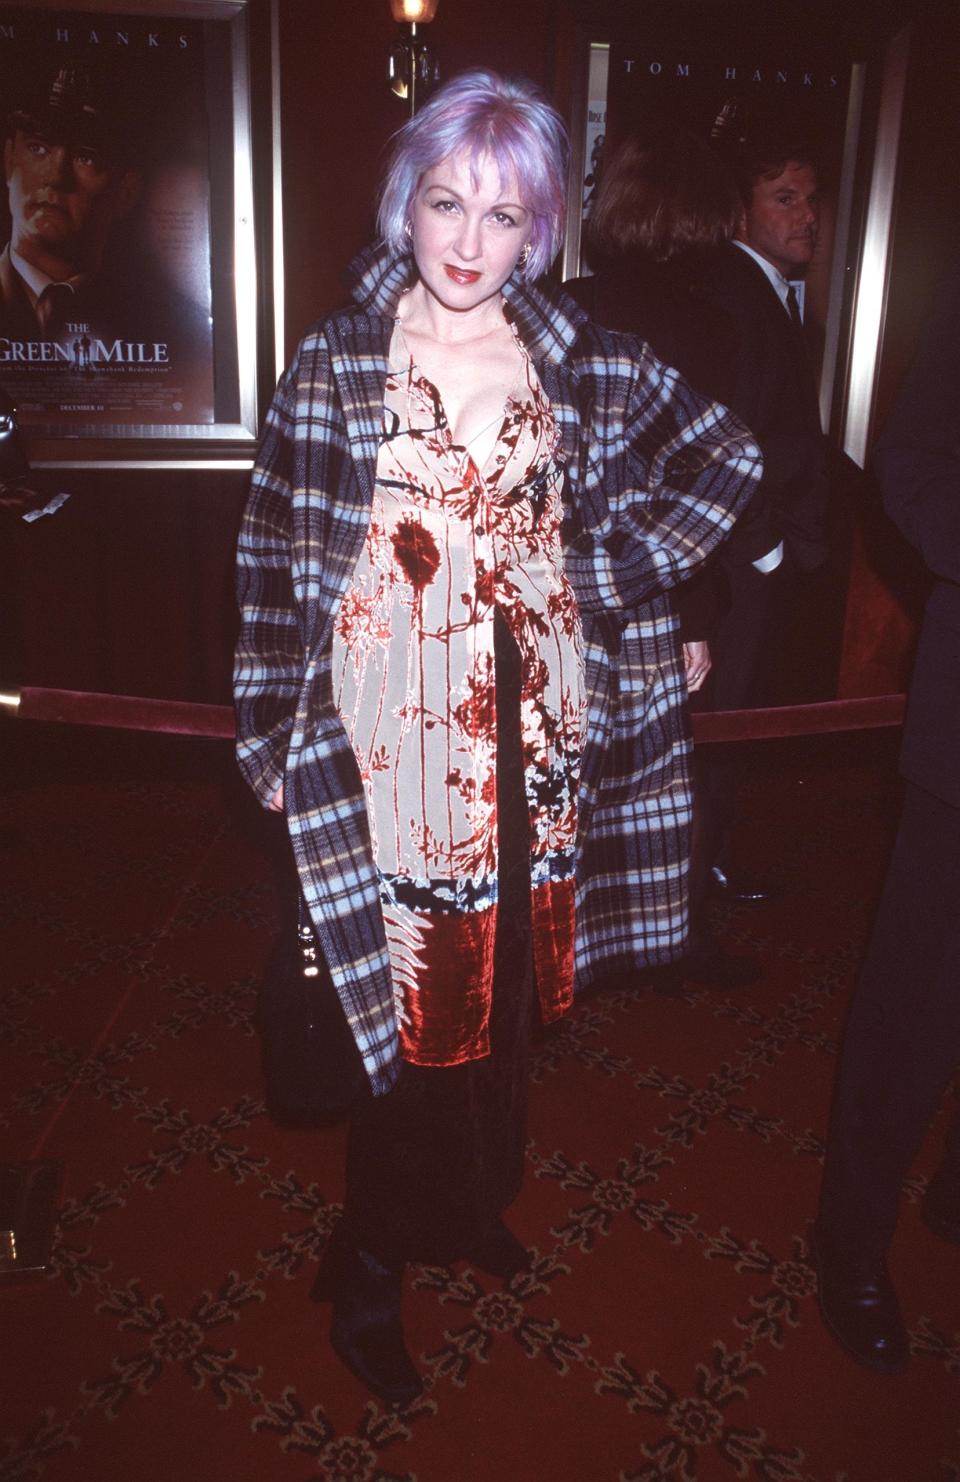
left=811, top=1228, right=909, bottom=1374
left=709, top=864, right=782, bottom=905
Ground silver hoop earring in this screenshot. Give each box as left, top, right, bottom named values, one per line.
left=518, top=242, right=531, bottom=270
left=404, top=221, right=413, bottom=241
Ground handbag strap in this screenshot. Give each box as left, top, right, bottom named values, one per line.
left=296, top=897, right=321, bottom=978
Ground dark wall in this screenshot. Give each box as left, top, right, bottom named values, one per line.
left=5, top=467, right=245, bottom=703
left=278, top=0, right=556, bottom=347
left=871, top=0, right=960, bottom=431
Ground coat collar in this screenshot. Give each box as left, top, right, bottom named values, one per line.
left=338, top=241, right=593, bottom=496
left=346, top=239, right=588, bottom=369
left=345, top=241, right=415, bottom=323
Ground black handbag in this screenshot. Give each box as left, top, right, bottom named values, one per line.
left=258, top=899, right=369, bottom=1123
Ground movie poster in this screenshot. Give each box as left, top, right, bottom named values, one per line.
left=604, top=22, right=852, bottom=339
left=0, top=5, right=215, bottom=431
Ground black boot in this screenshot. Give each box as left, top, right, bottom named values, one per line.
left=464, top=1218, right=530, bottom=1279
left=310, top=1230, right=423, bottom=1408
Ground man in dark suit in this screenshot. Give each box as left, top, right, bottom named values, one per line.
left=813, top=294, right=960, bottom=1374
left=698, top=134, right=831, bottom=899
left=0, top=58, right=213, bottom=422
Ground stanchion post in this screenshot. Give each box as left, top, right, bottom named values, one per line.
left=0, top=1161, right=63, bottom=1284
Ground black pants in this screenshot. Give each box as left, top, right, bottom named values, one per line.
left=687, top=558, right=793, bottom=930
left=818, top=780, right=960, bottom=1261
left=342, top=607, right=534, bottom=1267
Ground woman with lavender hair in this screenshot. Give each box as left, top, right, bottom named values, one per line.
left=234, top=69, right=759, bottom=1406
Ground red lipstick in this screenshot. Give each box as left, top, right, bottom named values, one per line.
left=444, top=265, right=481, bottom=285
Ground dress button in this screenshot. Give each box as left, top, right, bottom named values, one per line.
left=475, top=524, right=484, bottom=536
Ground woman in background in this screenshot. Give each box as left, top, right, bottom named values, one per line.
left=567, top=130, right=741, bottom=405
left=234, top=73, right=760, bottom=1408
left=566, top=131, right=759, bottom=991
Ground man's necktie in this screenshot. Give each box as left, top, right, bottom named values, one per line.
left=35, top=283, right=75, bottom=339
left=784, top=283, right=812, bottom=368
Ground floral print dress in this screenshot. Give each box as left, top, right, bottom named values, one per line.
left=332, top=319, right=585, bottom=1067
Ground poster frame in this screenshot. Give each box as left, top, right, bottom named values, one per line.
left=4, top=0, right=281, bottom=470
left=561, top=22, right=908, bottom=462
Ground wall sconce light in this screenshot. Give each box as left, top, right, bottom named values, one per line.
left=388, top=0, right=440, bottom=117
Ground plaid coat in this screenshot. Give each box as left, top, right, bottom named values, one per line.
left=235, top=244, right=761, bottom=1095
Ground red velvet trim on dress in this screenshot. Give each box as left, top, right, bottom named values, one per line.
left=396, top=906, right=496, bottom=1066
left=531, top=877, right=576, bottom=1023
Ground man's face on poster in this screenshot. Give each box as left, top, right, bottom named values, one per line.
left=3, top=126, right=139, bottom=277
left=741, top=160, right=819, bottom=279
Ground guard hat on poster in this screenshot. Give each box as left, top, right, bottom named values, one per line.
left=7, top=60, right=139, bottom=164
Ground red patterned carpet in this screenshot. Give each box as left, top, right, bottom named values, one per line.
left=2, top=724, right=958, bottom=1482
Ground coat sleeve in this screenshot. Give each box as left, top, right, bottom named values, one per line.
left=563, top=350, right=762, bottom=614
left=873, top=290, right=960, bottom=586
left=233, top=354, right=304, bottom=807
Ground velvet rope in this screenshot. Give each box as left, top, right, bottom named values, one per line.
left=9, top=687, right=234, bottom=739
left=691, top=692, right=905, bottom=741
left=4, top=686, right=906, bottom=744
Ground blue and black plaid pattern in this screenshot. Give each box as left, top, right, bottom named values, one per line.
left=234, top=243, right=762, bottom=1094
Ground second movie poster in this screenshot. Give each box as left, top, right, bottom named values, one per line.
left=0, top=4, right=215, bottom=432
left=603, top=18, right=853, bottom=352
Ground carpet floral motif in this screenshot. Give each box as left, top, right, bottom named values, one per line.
left=1, top=729, right=958, bottom=1481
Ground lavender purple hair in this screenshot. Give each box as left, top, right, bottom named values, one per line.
left=377, top=70, right=568, bottom=281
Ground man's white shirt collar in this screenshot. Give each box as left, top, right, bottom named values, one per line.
left=10, top=246, right=79, bottom=307
left=733, top=239, right=804, bottom=320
